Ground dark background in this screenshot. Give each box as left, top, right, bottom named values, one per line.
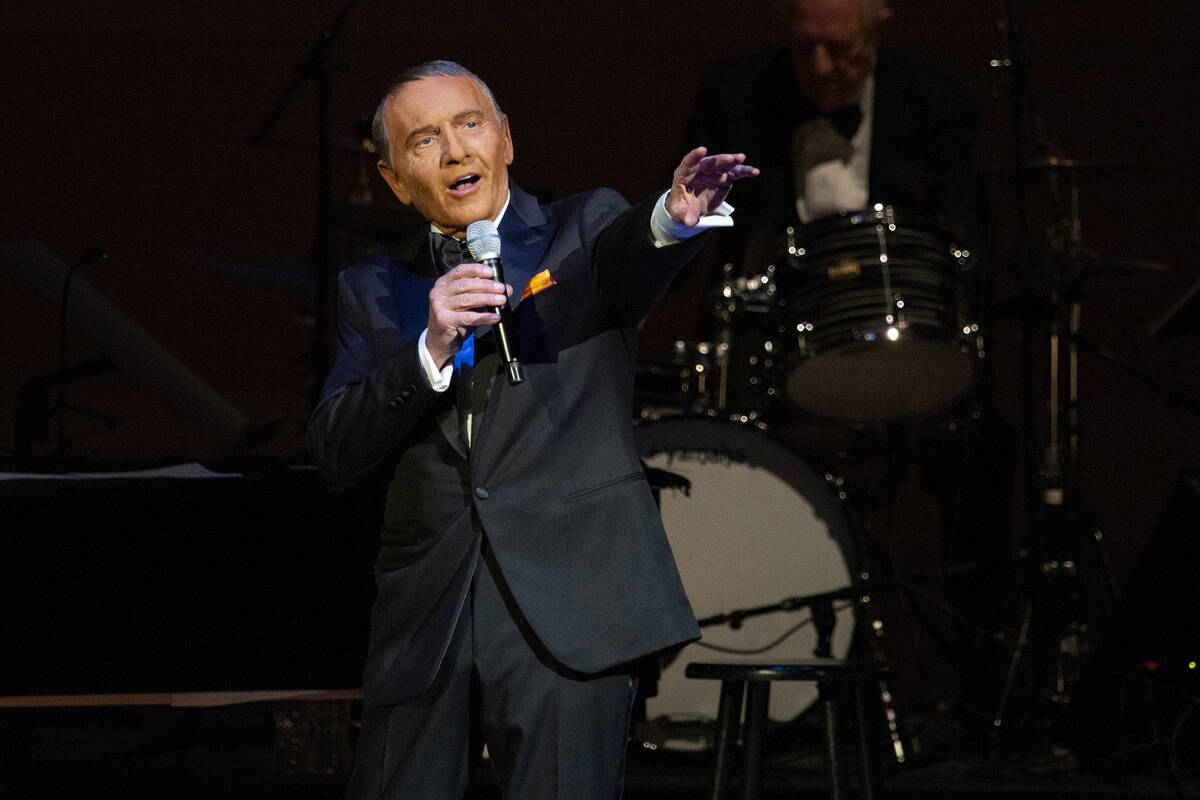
left=3, top=0, right=1199, bottom=729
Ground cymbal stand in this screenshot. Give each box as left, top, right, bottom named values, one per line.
left=985, top=0, right=1067, bottom=736
left=992, top=162, right=1122, bottom=735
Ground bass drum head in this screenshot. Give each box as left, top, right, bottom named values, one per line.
left=635, top=418, right=856, bottom=748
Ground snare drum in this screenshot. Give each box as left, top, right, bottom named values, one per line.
left=779, top=205, right=982, bottom=422
left=635, top=418, right=856, bottom=749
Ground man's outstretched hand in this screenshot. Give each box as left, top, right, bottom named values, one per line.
left=666, top=147, right=759, bottom=227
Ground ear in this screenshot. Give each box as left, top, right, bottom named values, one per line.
left=377, top=160, right=412, bottom=206
left=501, top=115, right=514, bottom=166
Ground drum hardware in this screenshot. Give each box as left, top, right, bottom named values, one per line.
left=633, top=336, right=780, bottom=429
left=634, top=255, right=791, bottom=426
left=715, top=261, right=779, bottom=319
left=988, top=143, right=1144, bottom=734
left=985, top=0, right=1133, bottom=737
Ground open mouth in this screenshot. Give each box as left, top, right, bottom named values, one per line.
left=448, top=173, right=481, bottom=193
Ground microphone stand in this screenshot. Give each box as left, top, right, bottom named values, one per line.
left=696, top=584, right=865, bottom=633
left=697, top=581, right=910, bottom=765
left=248, top=0, right=364, bottom=413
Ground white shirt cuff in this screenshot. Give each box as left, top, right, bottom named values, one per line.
left=418, top=329, right=453, bottom=392
left=650, top=190, right=735, bottom=247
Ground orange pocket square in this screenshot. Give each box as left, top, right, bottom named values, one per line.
left=521, top=269, right=557, bottom=301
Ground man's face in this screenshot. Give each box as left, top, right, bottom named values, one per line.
left=377, top=74, right=514, bottom=238
left=789, top=0, right=881, bottom=112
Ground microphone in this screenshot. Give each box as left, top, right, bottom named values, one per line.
left=466, top=220, right=523, bottom=385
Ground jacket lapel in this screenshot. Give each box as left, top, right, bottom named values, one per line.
left=390, top=227, right=471, bottom=459
left=468, top=184, right=553, bottom=460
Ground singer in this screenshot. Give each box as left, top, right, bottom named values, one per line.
left=306, top=60, right=756, bottom=800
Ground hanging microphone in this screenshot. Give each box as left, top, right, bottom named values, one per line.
left=466, top=220, right=523, bottom=385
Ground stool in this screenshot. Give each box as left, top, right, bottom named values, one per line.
left=685, top=660, right=888, bottom=800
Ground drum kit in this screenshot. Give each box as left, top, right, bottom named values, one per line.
left=632, top=145, right=1187, bottom=756
left=636, top=203, right=983, bottom=428
left=632, top=203, right=984, bottom=752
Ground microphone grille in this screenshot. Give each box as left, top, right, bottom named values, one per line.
left=466, top=220, right=501, bottom=260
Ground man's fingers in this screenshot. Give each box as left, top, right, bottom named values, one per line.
left=433, top=269, right=510, bottom=309
left=681, top=145, right=708, bottom=168
left=445, top=285, right=510, bottom=309
left=672, top=146, right=709, bottom=182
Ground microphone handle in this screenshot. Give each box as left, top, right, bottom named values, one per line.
left=483, top=256, right=524, bottom=385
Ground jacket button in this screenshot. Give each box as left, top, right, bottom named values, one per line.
left=474, top=487, right=489, bottom=500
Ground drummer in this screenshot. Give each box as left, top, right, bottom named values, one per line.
left=681, top=0, right=980, bottom=277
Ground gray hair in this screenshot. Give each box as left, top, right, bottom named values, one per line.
left=775, top=0, right=890, bottom=31
left=858, top=0, right=888, bottom=25
left=372, top=60, right=504, bottom=169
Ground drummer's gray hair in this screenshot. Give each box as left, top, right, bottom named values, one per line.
left=860, top=0, right=888, bottom=22
left=777, top=0, right=890, bottom=31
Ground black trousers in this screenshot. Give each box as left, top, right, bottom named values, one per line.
left=346, top=542, right=638, bottom=799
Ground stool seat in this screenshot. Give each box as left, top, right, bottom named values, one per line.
left=686, top=659, right=888, bottom=800
left=686, top=659, right=887, bottom=683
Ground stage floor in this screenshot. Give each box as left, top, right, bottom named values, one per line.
left=3, top=702, right=1195, bottom=799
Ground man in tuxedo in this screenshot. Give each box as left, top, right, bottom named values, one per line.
left=306, top=60, right=756, bottom=799
left=683, top=0, right=979, bottom=274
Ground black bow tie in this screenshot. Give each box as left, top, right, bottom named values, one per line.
left=825, top=104, right=863, bottom=140
left=432, top=231, right=468, bottom=271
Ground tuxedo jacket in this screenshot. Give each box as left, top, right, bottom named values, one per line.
left=683, top=47, right=980, bottom=272
left=307, top=184, right=703, bottom=704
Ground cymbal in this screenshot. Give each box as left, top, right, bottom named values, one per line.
left=1077, top=250, right=1171, bottom=273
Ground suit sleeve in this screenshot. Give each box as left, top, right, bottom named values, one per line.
left=587, top=191, right=710, bottom=327
left=306, top=269, right=444, bottom=487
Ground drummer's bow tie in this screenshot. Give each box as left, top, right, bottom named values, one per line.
left=825, top=104, right=863, bottom=140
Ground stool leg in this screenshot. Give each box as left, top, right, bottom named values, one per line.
left=742, top=682, right=769, bottom=800
left=820, top=681, right=851, bottom=800
left=710, top=680, right=744, bottom=800
left=854, top=680, right=882, bottom=800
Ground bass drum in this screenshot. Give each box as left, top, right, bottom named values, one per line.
left=635, top=418, right=857, bottom=748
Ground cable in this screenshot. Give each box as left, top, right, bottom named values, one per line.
left=692, top=601, right=856, bottom=656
